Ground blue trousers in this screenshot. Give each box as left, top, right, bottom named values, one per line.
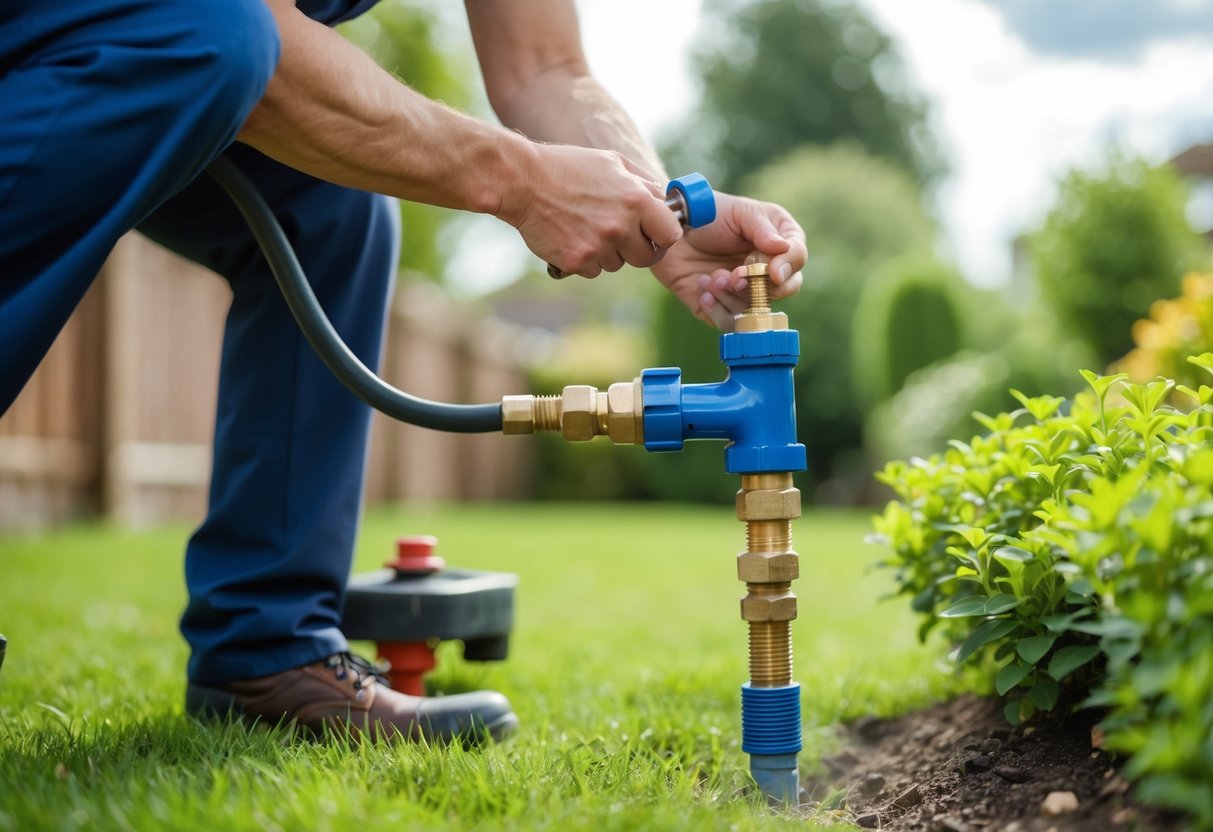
left=1, top=0, right=400, bottom=684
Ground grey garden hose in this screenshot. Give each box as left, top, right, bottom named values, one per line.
left=206, top=154, right=503, bottom=433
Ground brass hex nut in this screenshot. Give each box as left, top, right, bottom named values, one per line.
left=735, top=310, right=788, bottom=332
left=561, top=385, right=599, bottom=442
left=736, top=486, right=802, bottom=521
left=605, top=381, right=640, bottom=445
left=740, top=591, right=798, bottom=622
left=737, top=550, right=799, bottom=583
left=501, top=395, right=535, bottom=435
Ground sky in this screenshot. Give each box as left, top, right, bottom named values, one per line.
left=570, top=0, right=1213, bottom=290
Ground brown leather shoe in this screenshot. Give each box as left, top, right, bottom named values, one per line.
left=185, top=653, right=518, bottom=745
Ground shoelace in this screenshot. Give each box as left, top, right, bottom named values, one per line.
left=325, top=652, right=390, bottom=691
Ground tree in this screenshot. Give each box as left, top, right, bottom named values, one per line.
left=663, top=0, right=942, bottom=192
left=1029, top=153, right=1206, bottom=364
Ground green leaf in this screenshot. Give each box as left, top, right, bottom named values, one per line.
left=1028, top=677, right=1060, bottom=711
left=992, top=546, right=1033, bottom=563
left=1048, top=644, right=1102, bottom=681
left=940, top=596, right=989, bottom=618
left=1186, top=352, right=1213, bottom=379
left=1003, top=698, right=1022, bottom=726
left=996, top=661, right=1032, bottom=695
left=957, top=527, right=989, bottom=550
left=956, top=619, right=1019, bottom=663
left=1040, top=609, right=1092, bottom=632
left=984, top=593, right=1021, bottom=614
left=1016, top=634, right=1057, bottom=666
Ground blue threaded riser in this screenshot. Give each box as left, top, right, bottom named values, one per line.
left=741, top=683, right=802, bottom=755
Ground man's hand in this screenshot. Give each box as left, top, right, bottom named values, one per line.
left=497, top=145, right=683, bottom=279
left=651, top=192, right=807, bottom=330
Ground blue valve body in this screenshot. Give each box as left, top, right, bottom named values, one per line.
left=640, top=330, right=807, bottom=474
left=666, top=173, right=716, bottom=229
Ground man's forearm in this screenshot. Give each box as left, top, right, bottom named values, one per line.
left=239, top=1, right=535, bottom=218
left=491, top=71, right=667, bottom=183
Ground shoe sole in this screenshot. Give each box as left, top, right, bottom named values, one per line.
left=186, top=682, right=520, bottom=746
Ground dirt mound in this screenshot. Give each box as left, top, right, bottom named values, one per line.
left=804, top=695, right=1182, bottom=831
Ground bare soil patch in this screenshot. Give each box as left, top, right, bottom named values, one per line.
left=804, top=695, right=1183, bottom=831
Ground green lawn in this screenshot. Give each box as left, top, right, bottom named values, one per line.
left=0, top=503, right=955, bottom=831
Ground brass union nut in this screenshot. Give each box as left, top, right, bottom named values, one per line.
left=737, top=550, right=799, bottom=583
left=605, top=381, right=641, bottom=445
left=740, top=591, right=798, bottom=622
left=501, top=395, right=535, bottom=435
left=736, top=486, right=802, bottom=521
left=561, top=385, right=599, bottom=442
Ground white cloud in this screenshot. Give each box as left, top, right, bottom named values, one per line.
left=862, top=0, right=1213, bottom=286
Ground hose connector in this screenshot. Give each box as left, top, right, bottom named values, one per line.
left=501, top=380, right=643, bottom=444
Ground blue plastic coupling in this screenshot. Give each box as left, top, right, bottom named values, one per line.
left=666, top=173, right=716, bottom=228
left=742, top=683, right=802, bottom=804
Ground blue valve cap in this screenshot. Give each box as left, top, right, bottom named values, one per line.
left=667, top=173, right=716, bottom=228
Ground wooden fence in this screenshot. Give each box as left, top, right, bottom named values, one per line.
left=0, top=233, right=537, bottom=531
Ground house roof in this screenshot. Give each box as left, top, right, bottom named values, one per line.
left=1170, top=143, right=1213, bottom=177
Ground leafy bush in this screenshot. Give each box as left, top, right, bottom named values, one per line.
left=1115, top=272, right=1213, bottom=392
left=870, top=357, right=1213, bottom=824
left=851, top=256, right=967, bottom=408
left=864, top=326, right=1094, bottom=465
left=1028, top=153, right=1204, bottom=365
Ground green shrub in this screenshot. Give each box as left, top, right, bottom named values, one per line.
left=852, top=257, right=966, bottom=408
left=870, top=356, right=1213, bottom=825
left=865, top=351, right=1015, bottom=464
left=1029, top=152, right=1205, bottom=365
left=864, top=329, right=1094, bottom=465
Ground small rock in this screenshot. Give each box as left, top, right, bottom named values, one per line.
left=855, top=812, right=880, bottom=828
left=1041, top=791, right=1079, bottom=816
left=993, top=765, right=1030, bottom=784
left=963, top=741, right=981, bottom=752
left=978, top=737, right=1002, bottom=754
left=962, top=753, right=992, bottom=775
left=893, top=784, right=923, bottom=809
left=1111, top=808, right=1136, bottom=825
left=937, top=817, right=968, bottom=832
left=858, top=772, right=886, bottom=797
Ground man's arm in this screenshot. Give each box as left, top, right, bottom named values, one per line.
left=465, top=1, right=665, bottom=180
left=240, top=0, right=682, bottom=277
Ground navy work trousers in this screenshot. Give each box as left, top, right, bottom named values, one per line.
left=1, top=0, right=399, bottom=684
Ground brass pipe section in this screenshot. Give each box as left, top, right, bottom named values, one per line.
left=737, top=471, right=799, bottom=688
left=734, top=258, right=800, bottom=690
left=501, top=379, right=643, bottom=444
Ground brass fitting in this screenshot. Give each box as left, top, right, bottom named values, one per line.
left=500, top=380, right=642, bottom=444
left=734, top=255, right=789, bottom=333
left=740, top=585, right=798, bottom=622
left=736, top=486, right=801, bottom=522
left=737, top=471, right=800, bottom=689
left=737, top=551, right=799, bottom=583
